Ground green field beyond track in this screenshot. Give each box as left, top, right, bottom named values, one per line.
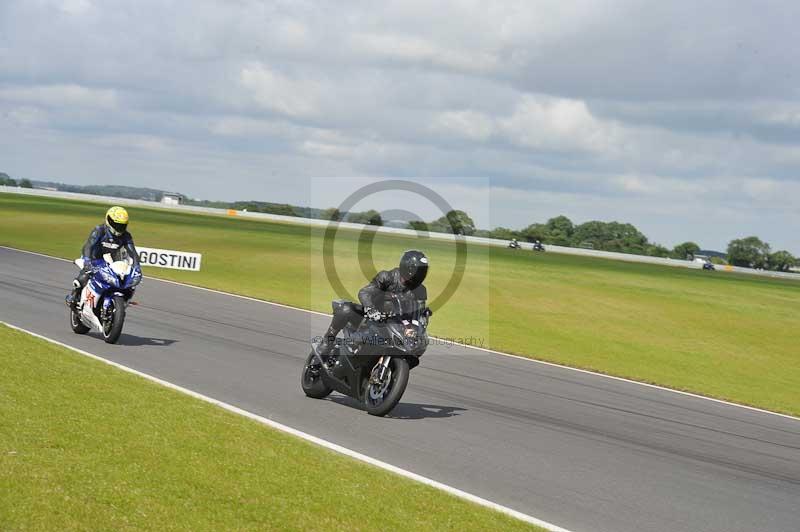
left=1, top=193, right=799, bottom=415
left=0, top=324, right=538, bottom=531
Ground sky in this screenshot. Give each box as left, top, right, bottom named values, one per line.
left=1, top=0, right=799, bottom=252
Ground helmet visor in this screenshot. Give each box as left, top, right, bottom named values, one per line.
left=401, top=263, right=428, bottom=289
left=107, top=215, right=128, bottom=236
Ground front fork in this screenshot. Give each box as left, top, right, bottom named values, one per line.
left=369, top=356, right=391, bottom=385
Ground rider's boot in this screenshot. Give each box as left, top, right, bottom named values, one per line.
left=67, top=280, right=82, bottom=311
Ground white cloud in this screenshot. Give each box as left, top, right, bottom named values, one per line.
left=0, top=84, right=117, bottom=109
left=93, top=134, right=170, bottom=152
left=431, top=110, right=494, bottom=141
left=350, top=32, right=498, bottom=74
left=58, top=0, right=92, bottom=15
left=239, top=63, right=321, bottom=118
left=500, top=95, right=623, bottom=154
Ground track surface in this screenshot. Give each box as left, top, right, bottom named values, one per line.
left=2, top=247, right=798, bottom=532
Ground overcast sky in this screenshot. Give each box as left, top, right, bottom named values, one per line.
left=1, top=1, right=799, bottom=251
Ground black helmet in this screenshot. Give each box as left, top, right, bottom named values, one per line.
left=399, top=250, right=428, bottom=289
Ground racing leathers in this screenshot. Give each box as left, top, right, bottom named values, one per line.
left=69, top=225, right=140, bottom=308
left=316, top=268, right=427, bottom=356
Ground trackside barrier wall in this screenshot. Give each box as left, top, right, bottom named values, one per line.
left=2, top=185, right=798, bottom=282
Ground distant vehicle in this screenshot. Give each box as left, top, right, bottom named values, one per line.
left=532, top=241, right=545, bottom=252
left=67, top=255, right=142, bottom=343
left=702, top=262, right=715, bottom=271
left=508, top=239, right=522, bottom=249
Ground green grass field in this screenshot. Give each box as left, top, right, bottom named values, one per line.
left=2, top=193, right=799, bottom=416
left=0, top=324, right=539, bottom=531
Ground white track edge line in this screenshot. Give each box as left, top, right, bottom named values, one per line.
left=1, top=321, right=571, bottom=532
left=3, top=245, right=798, bottom=423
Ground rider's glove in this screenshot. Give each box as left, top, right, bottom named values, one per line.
left=365, top=307, right=386, bottom=322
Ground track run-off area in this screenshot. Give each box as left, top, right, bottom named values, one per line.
left=1, top=247, right=799, bottom=532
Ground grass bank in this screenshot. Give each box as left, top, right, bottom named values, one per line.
left=0, top=324, right=539, bottom=531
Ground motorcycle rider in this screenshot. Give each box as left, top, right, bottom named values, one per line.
left=67, top=206, right=140, bottom=310
left=315, top=249, right=429, bottom=357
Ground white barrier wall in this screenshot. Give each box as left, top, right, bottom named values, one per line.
left=2, top=185, right=798, bottom=281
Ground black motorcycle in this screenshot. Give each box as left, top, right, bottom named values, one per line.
left=301, top=294, right=431, bottom=417
left=532, top=241, right=545, bottom=252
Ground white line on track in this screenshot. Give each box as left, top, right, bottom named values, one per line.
left=1, top=321, right=573, bottom=532
left=3, top=244, right=799, bottom=423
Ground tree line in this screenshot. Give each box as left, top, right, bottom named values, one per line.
left=726, top=236, right=796, bottom=272
left=396, top=210, right=798, bottom=271
left=0, top=173, right=33, bottom=188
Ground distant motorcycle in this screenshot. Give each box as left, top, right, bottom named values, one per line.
left=532, top=241, right=545, bottom=252
left=301, top=294, right=431, bottom=417
left=67, top=255, right=142, bottom=344
left=508, top=240, right=522, bottom=249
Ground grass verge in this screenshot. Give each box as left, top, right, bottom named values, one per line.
left=1, top=192, right=799, bottom=416
left=0, top=324, right=540, bottom=531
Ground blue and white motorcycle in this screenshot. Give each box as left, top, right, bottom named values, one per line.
left=68, top=255, right=142, bottom=344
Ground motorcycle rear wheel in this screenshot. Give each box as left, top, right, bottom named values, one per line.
left=301, top=352, right=333, bottom=399
left=102, top=296, right=126, bottom=344
left=363, top=357, right=410, bottom=417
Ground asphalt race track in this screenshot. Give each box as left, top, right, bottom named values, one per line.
left=2, top=247, right=798, bottom=532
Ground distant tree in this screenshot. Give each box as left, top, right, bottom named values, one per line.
left=544, top=215, right=574, bottom=245
left=768, top=250, right=796, bottom=272
left=570, top=221, right=607, bottom=249
left=347, top=210, right=383, bottom=226
left=520, top=223, right=547, bottom=242
left=444, top=210, right=475, bottom=236
left=417, top=210, right=476, bottom=235
left=670, top=241, right=701, bottom=260
left=321, top=207, right=342, bottom=221
left=647, top=244, right=670, bottom=258
left=727, top=236, right=771, bottom=268
left=19, top=178, right=33, bottom=188
left=408, top=220, right=429, bottom=232
left=265, top=204, right=297, bottom=217
left=571, top=220, right=648, bottom=254
left=488, top=227, right=517, bottom=240
left=0, top=173, right=17, bottom=186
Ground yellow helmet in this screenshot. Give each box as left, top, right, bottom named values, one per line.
left=105, top=206, right=129, bottom=236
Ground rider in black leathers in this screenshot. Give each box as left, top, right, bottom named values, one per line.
left=316, top=250, right=429, bottom=356
left=68, top=206, right=141, bottom=309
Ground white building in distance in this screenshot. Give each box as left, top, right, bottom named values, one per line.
left=161, top=192, right=183, bottom=206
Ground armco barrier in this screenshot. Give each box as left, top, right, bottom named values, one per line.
left=2, top=185, right=798, bottom=281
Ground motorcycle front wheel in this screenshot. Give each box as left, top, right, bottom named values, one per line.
left=102, top=296, right=126, bottom=344
left=69, top=308, right=90, bottom=334
left=362, top=357, right=410, bottom=417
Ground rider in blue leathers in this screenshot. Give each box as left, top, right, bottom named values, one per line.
left=67, top=206, right=140, bottom=309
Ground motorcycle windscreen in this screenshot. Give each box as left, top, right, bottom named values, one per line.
left=383, top=292, right=427, bottom=318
